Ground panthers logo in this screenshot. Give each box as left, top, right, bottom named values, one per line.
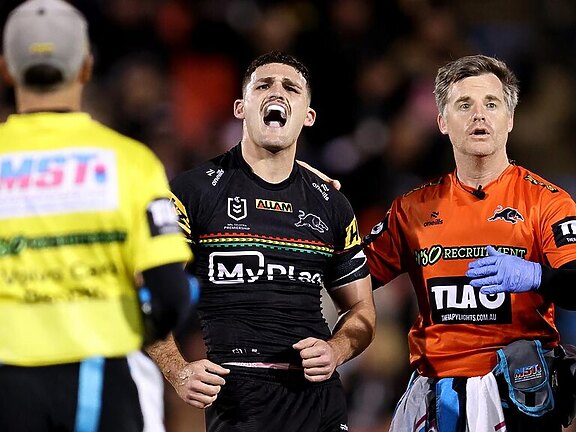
left=488, top=206, right=524, bottom=224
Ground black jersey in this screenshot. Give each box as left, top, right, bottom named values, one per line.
left=170, top=144, right=368, bottom=365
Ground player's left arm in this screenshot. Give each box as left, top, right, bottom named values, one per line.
left=327, top=274, right=376, bottom=364
left=293, top=274, right=375, bottom=382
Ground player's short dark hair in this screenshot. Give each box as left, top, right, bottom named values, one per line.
left=241, top=51, right=312, bottom=99
left=434, top=54, right=519, bottom=115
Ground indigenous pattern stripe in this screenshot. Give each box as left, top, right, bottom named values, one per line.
left=199, top=233, right=334, bottom=256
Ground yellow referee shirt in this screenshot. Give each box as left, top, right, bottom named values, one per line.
left=0, top=112, right=191, bottom=366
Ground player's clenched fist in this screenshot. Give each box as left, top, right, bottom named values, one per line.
left=171, top=359, right=230, bottom=409
left=293, top=337, right=337, bottom=383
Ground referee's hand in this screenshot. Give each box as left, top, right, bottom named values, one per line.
left=293, top=337, right=337, bottom=382
left=173, top=359, right=230, bottom=409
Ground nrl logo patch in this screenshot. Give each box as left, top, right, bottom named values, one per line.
left=227, top=197, right=247, bottom=221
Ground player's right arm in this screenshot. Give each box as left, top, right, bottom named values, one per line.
left=146, top=171, right=230, bottom=408
left=146, top=336, right=230, bottom=409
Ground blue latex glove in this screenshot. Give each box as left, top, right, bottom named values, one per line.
left=466, top=246, right=542, bottom=295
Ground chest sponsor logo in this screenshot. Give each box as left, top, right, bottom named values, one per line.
left=295, top=210, right=328, bottom=233
left=428, top=276, right=512, bottom=324
left=488, top=205, right=524, bottom=224
left=208, top=251, right=323, bottom=285
left=414, top=245, right=527, bottom=267
left=227, top=197, right=247, bottom=221
left=0, top=148, right=118, bottom=218
left=255, top=199, right=293, bottom=213
left=552, top=216, right=576, bottom=247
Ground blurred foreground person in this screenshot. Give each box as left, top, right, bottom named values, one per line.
left=0, top=1, right=193, bottom=430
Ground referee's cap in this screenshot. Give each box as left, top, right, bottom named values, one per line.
left=3, top=0, right=89, bottom=85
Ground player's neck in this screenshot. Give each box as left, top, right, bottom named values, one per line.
left=16, top=83, right=82, bottom=114
left=454, top=152, right=510, bottom=189
left=241, top=140, right=296, bottom=184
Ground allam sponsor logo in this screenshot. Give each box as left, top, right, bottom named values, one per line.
left=255, top=199, right=293, bottom=213
left=414, top=245, right=527, bottom=267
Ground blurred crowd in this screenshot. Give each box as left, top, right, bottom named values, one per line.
left=2, top=0, right=576, bottom=430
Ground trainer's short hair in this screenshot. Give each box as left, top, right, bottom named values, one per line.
left=434, top=55, right=519, bottom=116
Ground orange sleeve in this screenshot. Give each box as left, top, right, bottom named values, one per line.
left=365, top=200, right=404, bottom=287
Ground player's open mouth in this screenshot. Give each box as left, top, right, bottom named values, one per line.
left=263, top=104, right=287, bottom=128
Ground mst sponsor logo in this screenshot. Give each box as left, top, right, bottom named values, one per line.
left=552, top=216, right=576, bottom=247
left=414, top=245, right=527, bottom=267
left=514, top=364, right=543, bottom=383
left=208, top=251, right=323, bottom=285
left=0, top=148, right=118, bottom=218
left=255, top=199, right=293, bottom=213
left=428, top=276, right=512, bottom=325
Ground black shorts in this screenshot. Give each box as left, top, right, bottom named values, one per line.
left=0, top=357, right=143, bottom=432
left=205, top=367, right=348, bottom=432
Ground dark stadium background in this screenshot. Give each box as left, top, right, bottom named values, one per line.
left=2, top=1, right=576, bottom=430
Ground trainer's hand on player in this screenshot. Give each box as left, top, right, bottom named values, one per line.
left=172, top=359, right=230, bottom=409
left=293, top=337, right=337, bottom=382
left=296, top=160, right=341, bottom=191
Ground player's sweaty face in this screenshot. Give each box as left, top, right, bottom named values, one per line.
left=439, top=73, right=513, bottom=158
left=241, top=63, right=314, bottom=151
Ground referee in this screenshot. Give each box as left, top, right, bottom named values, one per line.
left=0, top=1, right=194, bottom=431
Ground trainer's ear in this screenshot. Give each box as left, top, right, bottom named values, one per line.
left=0, top=56, right=15, bottom=86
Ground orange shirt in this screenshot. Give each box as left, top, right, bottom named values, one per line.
left=365, top=164, right=576, bottom=377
